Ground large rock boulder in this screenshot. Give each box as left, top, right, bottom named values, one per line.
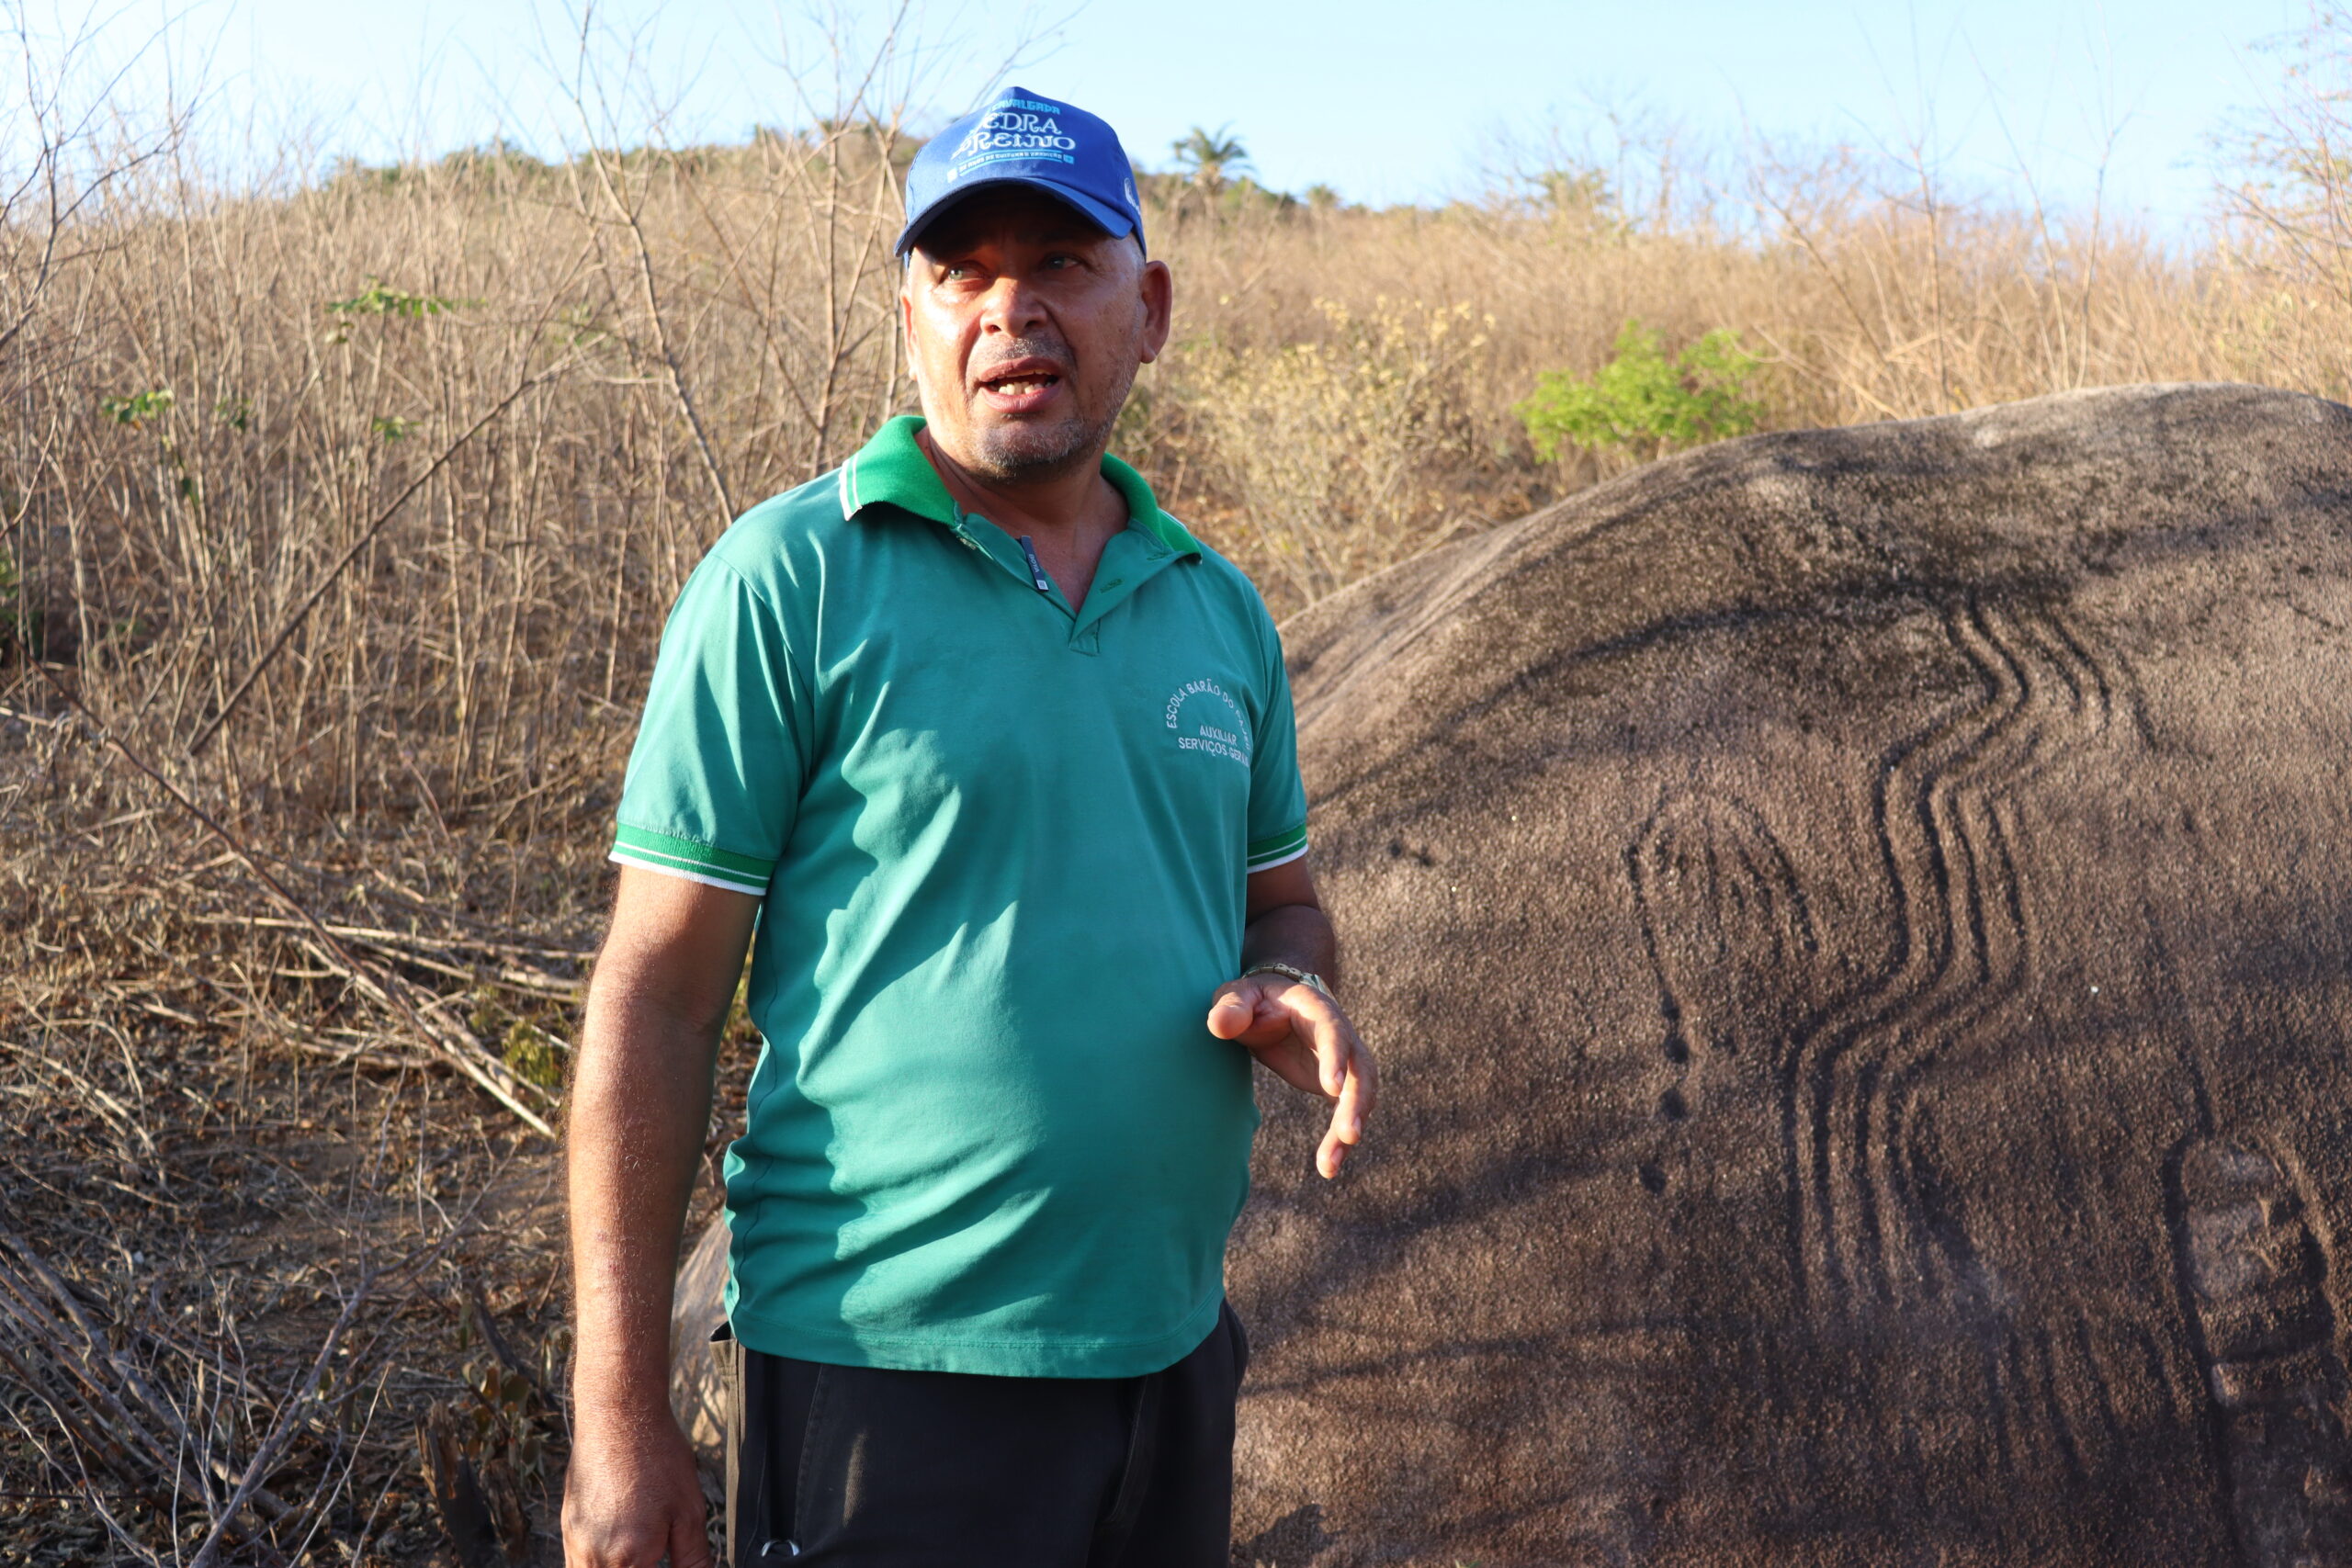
left=1230, top=384, right=2352, bottom=1566
left=670, top=1215, right=730, bottom=1472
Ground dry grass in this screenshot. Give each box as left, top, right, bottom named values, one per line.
left=3, top=9, right=2350, bottom=1562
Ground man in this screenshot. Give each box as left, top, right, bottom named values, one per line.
left=562, top=86, right=1374, bottom=1568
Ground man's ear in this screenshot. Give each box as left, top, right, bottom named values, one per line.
left=1136, top=257, right=1173, bottom=367
left=899, top=280, right=922, bottom=398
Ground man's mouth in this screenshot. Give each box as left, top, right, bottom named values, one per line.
left=975, top=358, right=1066, bottom=412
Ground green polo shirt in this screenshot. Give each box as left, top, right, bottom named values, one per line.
left=610, top=415, right=1308, bottom=1377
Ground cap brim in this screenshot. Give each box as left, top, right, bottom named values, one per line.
left=895, top=175, right=1137, bottom=256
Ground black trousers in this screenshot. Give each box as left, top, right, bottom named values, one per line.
left=723, top=1303, right=1247, bottom=1567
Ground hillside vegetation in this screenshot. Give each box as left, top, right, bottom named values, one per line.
left=2, top=13, right=2349, bottom=1561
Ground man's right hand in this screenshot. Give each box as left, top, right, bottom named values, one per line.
left=564, top=867, right=760, bottom=1568
left=561, top=1406, right=712, bottom=1568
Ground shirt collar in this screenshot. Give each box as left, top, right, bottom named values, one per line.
left=837, top=414, right=1202, bottom=558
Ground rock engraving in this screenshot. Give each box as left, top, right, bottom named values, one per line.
left=1789, top=596, right=2120, bottom=1317
left=2174, top=1141, right=2352, bottom=1567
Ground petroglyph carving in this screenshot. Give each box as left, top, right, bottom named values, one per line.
left=1630, top=788, right=1821, bottom=1065
left=2174, top=1142, right=2352, bottom=1567
left=1789, top=596, right=2120, bottom=1317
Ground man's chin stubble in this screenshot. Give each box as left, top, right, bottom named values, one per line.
left=966, top=409, right=1113, bottom=484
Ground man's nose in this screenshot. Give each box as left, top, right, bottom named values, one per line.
left=977, top=271, right=1048, bottom=336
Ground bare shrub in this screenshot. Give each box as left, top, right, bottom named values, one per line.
left=1178, top=299, right=1488, bottom=605
left=2212, top=6, right=2352, bottom=399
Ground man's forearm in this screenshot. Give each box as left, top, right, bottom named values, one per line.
left=1238, top=901, right=1339, bottom=989
left=567, top=988, right=720, bottom=1430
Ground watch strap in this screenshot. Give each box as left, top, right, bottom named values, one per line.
left=1242, top=961, right=1329, bottom=997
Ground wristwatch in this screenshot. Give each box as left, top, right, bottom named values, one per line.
left=1242, top=962, right=1330, bottom=998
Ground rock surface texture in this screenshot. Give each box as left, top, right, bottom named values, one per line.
left=1228, top=384, right=2352, bottom=1567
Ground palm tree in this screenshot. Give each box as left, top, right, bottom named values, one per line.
left=1171, top=126, right=1251, bottom=199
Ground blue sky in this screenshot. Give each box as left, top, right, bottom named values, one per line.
left=24, top=0, right=2312, bottom=235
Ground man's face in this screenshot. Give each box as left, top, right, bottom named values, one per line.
left=900, top=187, right=1172, bottom=484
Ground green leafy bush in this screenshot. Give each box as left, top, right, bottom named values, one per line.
left=98, top=387, right=174, bottom=425
left=501, top=1021, right=565, bottom=1090
left=470, top=989, right=572, bottom=1090
left=326, top=278, right=468, bottom=319
left=1516, top=319, right=1764, bottom=462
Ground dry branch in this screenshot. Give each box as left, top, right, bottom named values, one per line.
left=186, top=913, right=589, bottom=998
left=183, top=1264, right=375, bottom=1568
left=0, top=1223, right=293, bottom=1559
left=30, top=662, right=559, bottom=1139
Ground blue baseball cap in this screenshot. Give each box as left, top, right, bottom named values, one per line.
left=897, top=86, right=1144, bottom=257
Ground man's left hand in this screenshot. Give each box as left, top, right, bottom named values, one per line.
left=1206, top=975, right=1376, bottom=1179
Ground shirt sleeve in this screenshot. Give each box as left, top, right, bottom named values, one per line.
left=1244, top=606, right=1309, bottom=874
left=609, top=555, right=806, bottom=896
